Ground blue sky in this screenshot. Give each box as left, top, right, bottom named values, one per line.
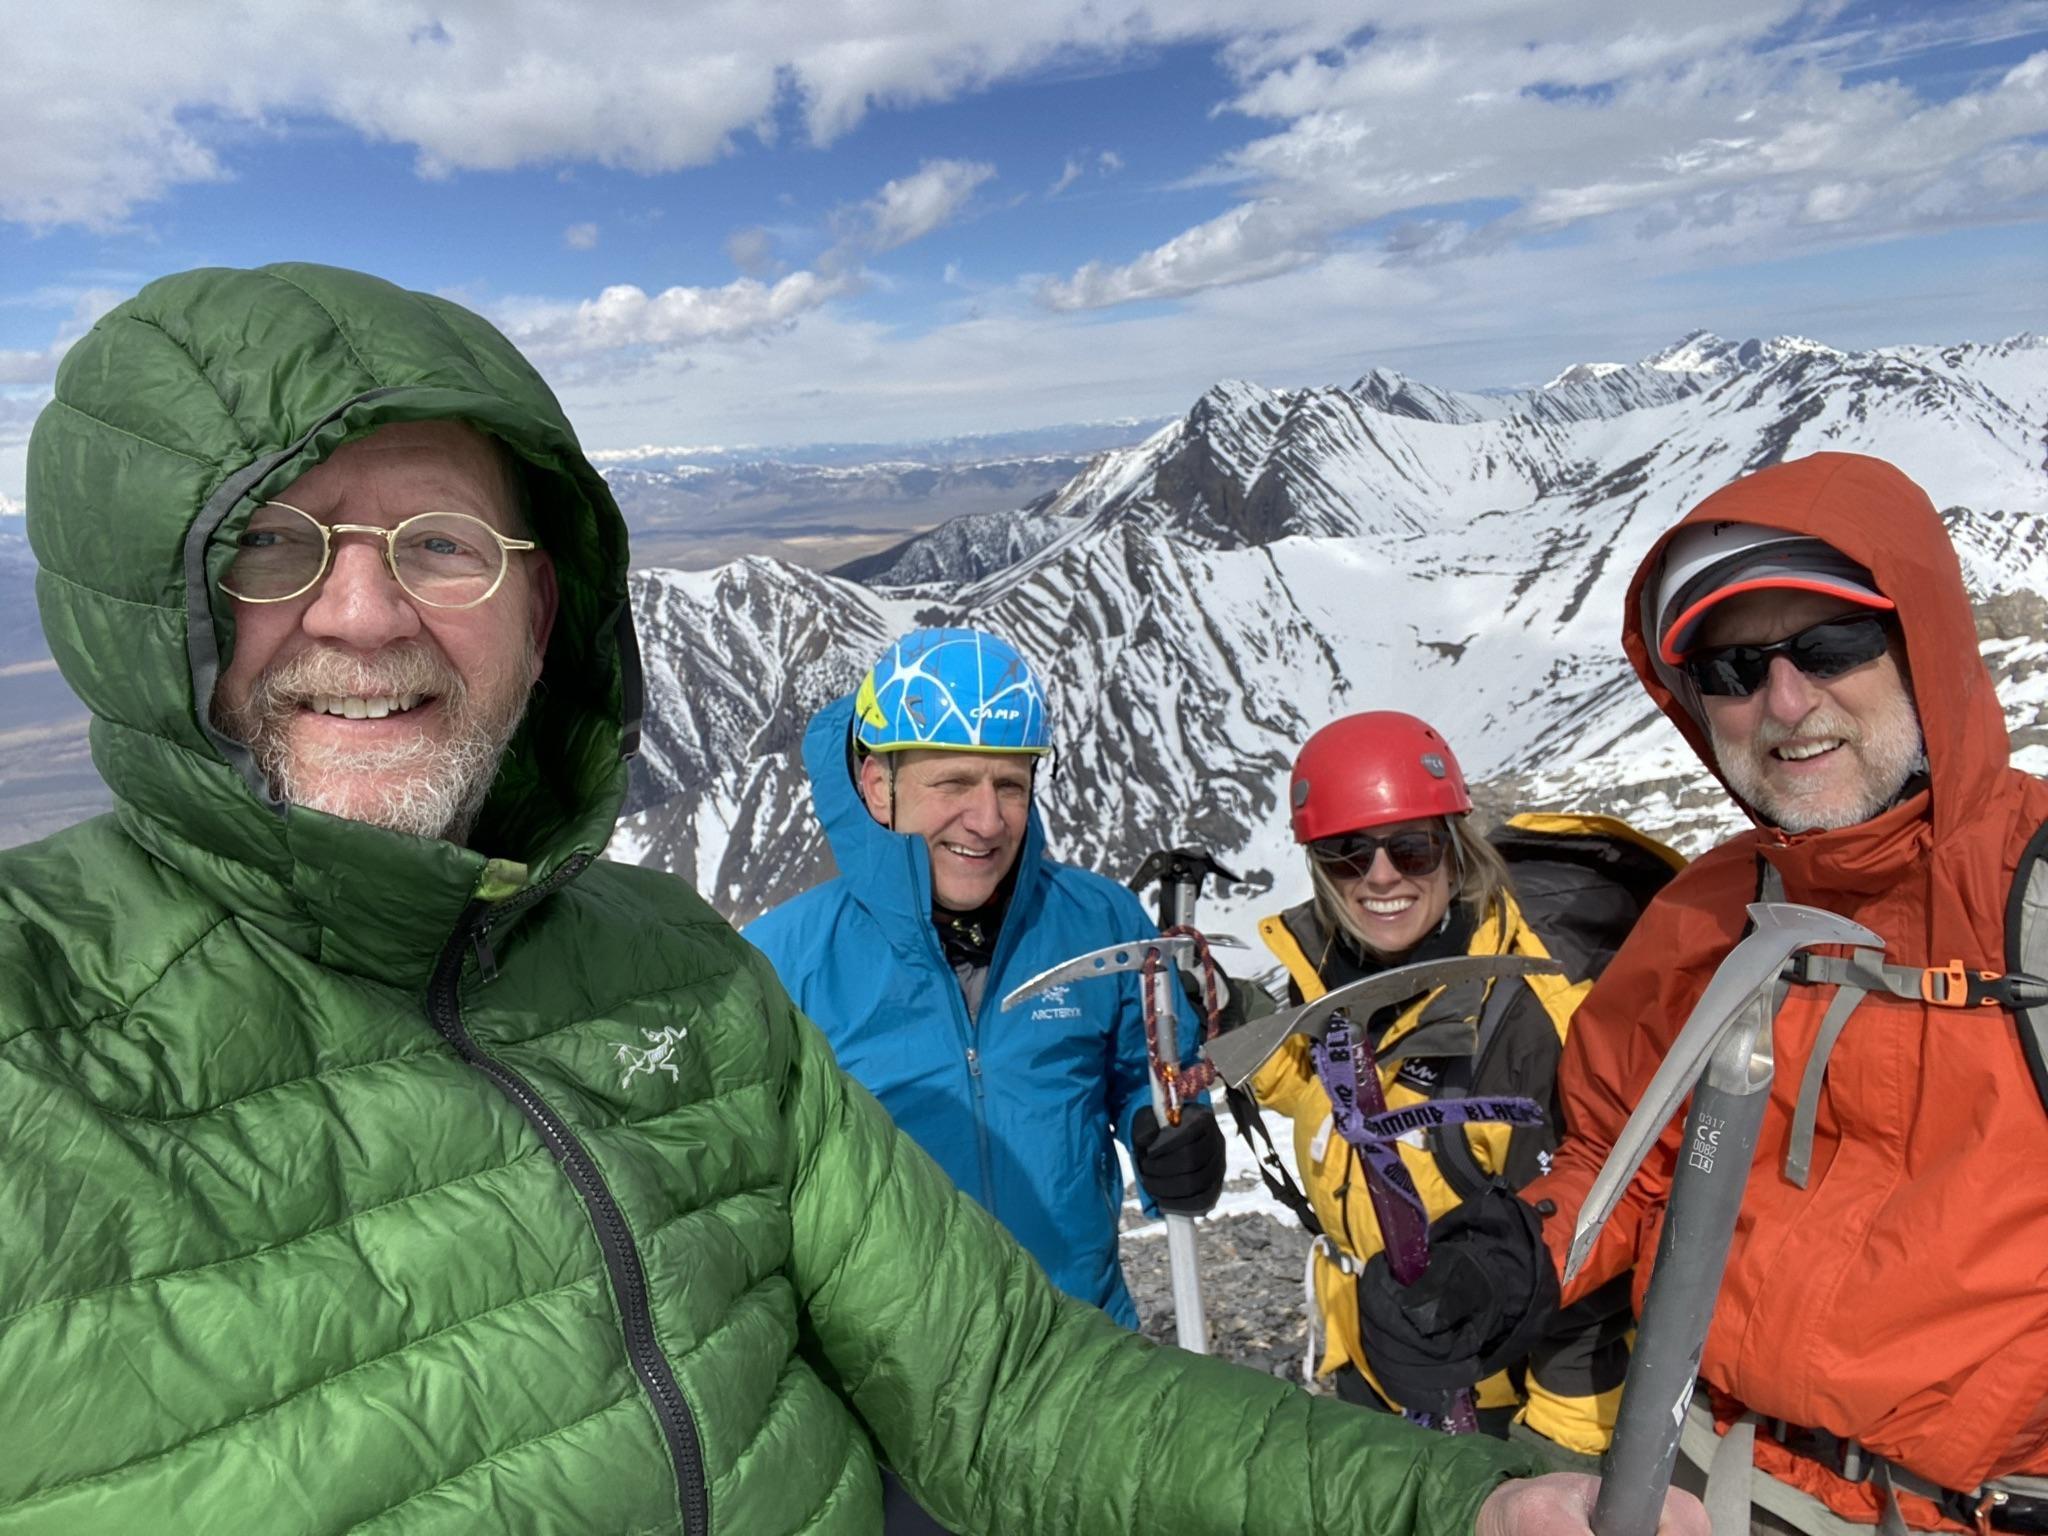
left=4, top=1, right=2046, bottom=506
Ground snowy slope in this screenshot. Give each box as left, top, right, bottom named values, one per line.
left=612, top=331, right=2048, bottom=931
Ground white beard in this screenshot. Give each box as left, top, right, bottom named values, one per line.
left=216, top=637, right=536, bottom=843
left=1710, top=685, right=1925, bottom=833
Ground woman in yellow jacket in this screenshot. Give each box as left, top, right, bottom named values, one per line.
left=1249, top=710, right=1680, bottom=1458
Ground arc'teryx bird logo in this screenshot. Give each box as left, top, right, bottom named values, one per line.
left=1031, top=983, right=1082, bottom=1021
left=614, top=1025, right=690, bottom=1089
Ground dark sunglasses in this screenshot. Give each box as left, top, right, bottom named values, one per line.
left=1683, top=614, right=1893, bottom=699
left=1307, top=827, right=1448, bottom=879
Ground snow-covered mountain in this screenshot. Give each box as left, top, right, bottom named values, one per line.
left=609, top=330, right=2048, bottom=928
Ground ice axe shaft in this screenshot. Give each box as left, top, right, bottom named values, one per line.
left=1578, top=902, right=1881, bottom=1536
left=1591, top=994, right=1774, bottom=1536
left=1001, top=936, right=1211, bottom=1353
left=1146, top=959, right=1208, bottom=1354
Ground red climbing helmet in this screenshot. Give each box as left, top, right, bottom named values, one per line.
left=1288, top=711, right=1471, bottom=843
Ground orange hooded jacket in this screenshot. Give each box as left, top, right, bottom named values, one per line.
left=1526, top=452, right=2048, bottom=1525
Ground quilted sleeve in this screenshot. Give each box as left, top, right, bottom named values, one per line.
left=773, top=968, right=1544, bottom=1536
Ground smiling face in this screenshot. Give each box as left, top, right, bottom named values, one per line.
left=210, top=420, right=557, bottom=842
left=859, top=747, right=1034, bottom=911
left=1694, top=588, right=1922, bottom=832
left=1315, top=817, right=1455, bottom=960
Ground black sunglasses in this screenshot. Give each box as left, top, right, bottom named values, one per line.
left=1307, top=827, right=1448, bottom=879
left=1683, top=614, right=1893, bottom=699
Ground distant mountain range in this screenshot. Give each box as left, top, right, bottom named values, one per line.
left=589, top=418, right=1174, bottom=570
left=612, top=329, right=2048, bottom=928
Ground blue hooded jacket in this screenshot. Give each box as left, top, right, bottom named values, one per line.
left=745, top=694, right=1194, bottom=1327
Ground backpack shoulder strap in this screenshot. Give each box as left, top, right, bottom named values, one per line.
left=1767, top=823, right=2048, bottom=1177
left=1426, top=971, right=1525, bottom=1200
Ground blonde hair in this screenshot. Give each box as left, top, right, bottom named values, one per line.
left=1308, top=814, right=1511, bottom=963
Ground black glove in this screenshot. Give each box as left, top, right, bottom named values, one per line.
left=1131, top=1104, right=1228, bottom=1215
left=1354, top=1186, right=1560, bottom=1412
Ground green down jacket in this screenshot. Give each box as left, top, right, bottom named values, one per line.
left=0, top=263, right=1541, bottom=1534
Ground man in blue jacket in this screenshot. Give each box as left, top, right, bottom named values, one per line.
left=745, top=626, right=1227, bottom=1334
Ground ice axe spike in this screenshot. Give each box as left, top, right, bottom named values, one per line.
left=1201, top=953, right=1565, bottom=1089
left=1564, top=900, right=1882, bottom=1284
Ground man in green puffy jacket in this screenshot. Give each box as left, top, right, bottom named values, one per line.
left=0, top=261, right=1702, bottom=1536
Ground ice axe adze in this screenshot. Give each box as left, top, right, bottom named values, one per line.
left=1202, top=953, right=1565, bottom=1090
left=1568, top=901, right=1882, bottom=1536
left=1127, top=846, right=1272, bottom=946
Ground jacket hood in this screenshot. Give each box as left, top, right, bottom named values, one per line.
left=801, top=692, right=1049, bottom=943
left=25, top=263, right=641, bottom=976
left=1623, top=451, right=2011, bottom=945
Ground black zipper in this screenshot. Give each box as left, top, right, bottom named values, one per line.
left=425, top=854, right=708, bottom=1536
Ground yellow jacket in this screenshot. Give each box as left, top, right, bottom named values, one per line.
left=1252, top=812, right=1682, bottom=1454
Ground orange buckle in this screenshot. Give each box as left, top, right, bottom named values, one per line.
left=1921, top=961, right=1999, bottom=1008
left=1976, top=1488, right=2008, bottom=1535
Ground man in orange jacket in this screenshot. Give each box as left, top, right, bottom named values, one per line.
left=1523, top=453, right=2048, bottom=1531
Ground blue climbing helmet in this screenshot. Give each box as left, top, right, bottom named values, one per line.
left=853, top=627, right=1053, bottom=756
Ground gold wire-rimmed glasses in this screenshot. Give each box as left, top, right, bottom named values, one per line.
left=220, top=501, right=538, bottom=610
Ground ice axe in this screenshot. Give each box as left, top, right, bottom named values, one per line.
left=1203, top=953, right=1564, bottom=1091
left=1207, top=953, right=1561, bottom=1286
left=1567, top=902, right=1882, bottom=1536
left=1002, top=933, right=1222, bottom=1352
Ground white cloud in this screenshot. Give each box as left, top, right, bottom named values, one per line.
left=564, top=221, right=600, bottom=250
left=1042, top=4, right=2048, bottom=308
left=1043, top=199, right=1330, bottom=308
left=856, top=158, right=995, bottom=251
left=1049, top=149, right=1124, bottom=197
left=502, top=269, right=857, bottom=360
left=476, top=151, right=1001, bottom=371
left=497, top=148, right=1006, bottom=365
left=5, top=0, right=1347, bottom=230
